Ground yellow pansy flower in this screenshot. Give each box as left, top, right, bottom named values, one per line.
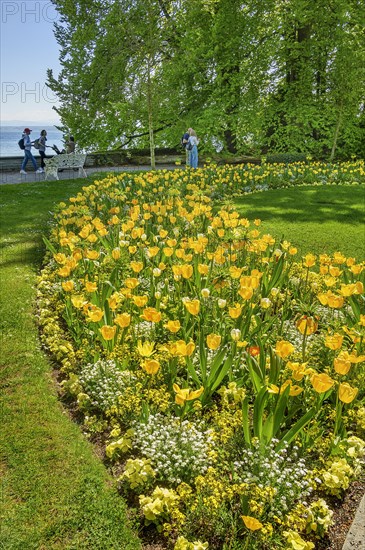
left=241, top=515, right=263, bottom=531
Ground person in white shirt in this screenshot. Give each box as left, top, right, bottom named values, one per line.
left=187, top=128, right=199, bottom=168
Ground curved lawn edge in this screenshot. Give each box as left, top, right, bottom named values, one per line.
left=0, top=180, right=141, bottom=550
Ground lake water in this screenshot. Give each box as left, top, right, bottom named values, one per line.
left=0, top=125, right=65, bottom=157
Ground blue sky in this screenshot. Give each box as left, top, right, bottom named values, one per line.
left=1, top=1, right=62, bottom=124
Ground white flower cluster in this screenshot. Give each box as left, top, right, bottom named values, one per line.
left=132, top=413, right=215, bottom=485
left=234, top=440, right=314, bottom=518
left=79, top=359, right=135, bottom=411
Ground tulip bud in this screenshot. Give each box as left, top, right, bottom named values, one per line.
left=231, top=328, right=241, bottom=341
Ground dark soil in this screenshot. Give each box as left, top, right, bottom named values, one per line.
left=316, top=478, right=365, bottom=549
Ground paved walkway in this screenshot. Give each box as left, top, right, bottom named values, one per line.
left=342, top=492, right=365, bottom=549
left=0, top=164, right=178, bottom=185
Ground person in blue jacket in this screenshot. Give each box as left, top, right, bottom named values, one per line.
left=20, top=128, right=42, bottom=174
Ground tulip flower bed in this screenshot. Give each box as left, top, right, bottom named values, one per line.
left=38, top=164, right=365, bottom=550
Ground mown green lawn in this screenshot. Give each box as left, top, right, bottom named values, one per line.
left=234, top=185, right=365, bottom=258
left=0, top=176, right=364, bottom=549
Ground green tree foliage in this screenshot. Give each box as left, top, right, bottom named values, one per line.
left=48, top=0, right=365, bottom=159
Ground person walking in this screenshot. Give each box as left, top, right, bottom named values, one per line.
left=20, top=128, right=42, bottom=174
left=187, top=128, right=199, bottom=169
left=38, top=129, right=48, bottom=172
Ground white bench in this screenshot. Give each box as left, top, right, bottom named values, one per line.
left=44, top=153, right=87, bottom=180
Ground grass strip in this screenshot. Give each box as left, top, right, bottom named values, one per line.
left=0, top=179, right=141, bottom=550
left=234, top=185, right=365, bottom=258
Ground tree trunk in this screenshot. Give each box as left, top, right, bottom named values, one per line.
left=147, top=59, right=156, bottom=170
left=330, top=108, right=342, bottom=162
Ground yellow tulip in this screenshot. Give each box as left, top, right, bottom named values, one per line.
left=287, top=361, right=310, bottom=381
left=125, top=277, right=139, bottom=289
left=303, top=254, right=316, bottom=267
left=137, top=340, right=155, bottom=357
left=310, top=373, right=334, bottom=393
left=183, top=299, right=200, bottom=316
left=87, top=307, right=104, bottom=322
left=146, top=246, right=159, bottom=258
left=114, top=313, right=131, bottom=328
left=112, top=248, right=121, bottom=260
left=296, top=316, right=318, bottom=335
left=198, top=264, right=209, bottom=275
left=238, top=286, right=254, bottom=300
left=100, top=325, right=116, bottom=340
left=338, top=383, right=358, bottom=404
left=229, top=266, right=243, bottom=279
left=85, top=281, right=97, bottom=293
left=130, top=261, right=144, bottom=273
left=58, top=266, right=71, bottom=277
left=325, top=333, right=343, bottom=350
left=181, top=264, right=193, bottom=279
left=241, top=516, right=263, bottom=531
left=71, top=295, right=86, bottom=309
left=228, top=304, right=243, bottom=319
left=169, top=340, right=195, bottom=357
left=85, top=250, right=99, bottom=260
left=334, top=355, right=351, bottom=375
left=133, top=295, right=149, bottom=307
left=206, top=333, right=222, bottom=350
left=142, top=359, right=160, bottom=375
left=164, top=320, right=181, bottom=333
left=173, top=383, right=204, bottom=405
left=62, top=280, right=74, bottom=292
left=275, top=340, right=295, bottom=359
left=141, top=307, right=162, bottom=323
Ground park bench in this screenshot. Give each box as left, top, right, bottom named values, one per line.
left=44, top=153, right=87, bottom=180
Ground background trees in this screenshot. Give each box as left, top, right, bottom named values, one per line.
left=48, top=0, right=365, bottom=159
